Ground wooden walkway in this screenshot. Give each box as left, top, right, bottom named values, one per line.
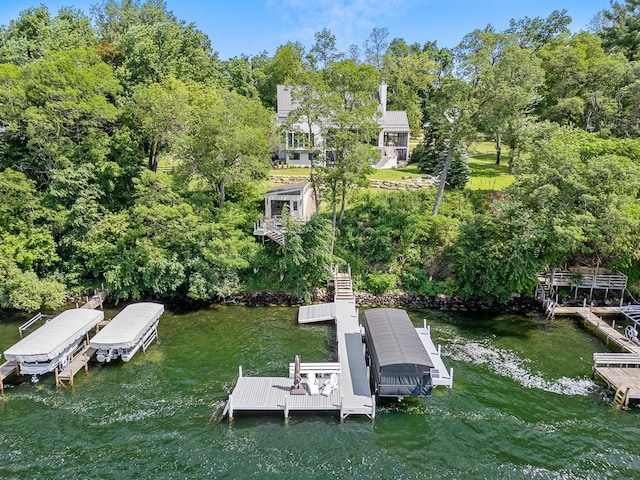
left=553, top=305, right=640, bottom=407
left=55, top=344, right=96, bottom=387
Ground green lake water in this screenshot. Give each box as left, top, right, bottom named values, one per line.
left=1, top=305, right=639, bottom=479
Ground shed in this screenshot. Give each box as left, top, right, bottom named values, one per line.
left=264, top=182, right=316, bottom=221
left=363, top=308, right=434, bottom=398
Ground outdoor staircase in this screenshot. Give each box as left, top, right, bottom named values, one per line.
left=265, top=229, right=285, bottom=246
left=334, top=272, right=354, bottom=300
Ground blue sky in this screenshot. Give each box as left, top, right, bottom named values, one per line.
left=1, top=0, right=613, bottom=60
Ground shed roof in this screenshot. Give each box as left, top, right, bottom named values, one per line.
left=4, top=309, right=104, bottom=363
left=266, top=182, right=309, bottom=195
left=363, top=308, right=433, bottom=369
left=90, top=303, right=164, bottom=350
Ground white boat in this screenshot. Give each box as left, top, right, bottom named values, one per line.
left=90, top=302, right=164, bottom=362
left=4, top=309, right=104, bottom=377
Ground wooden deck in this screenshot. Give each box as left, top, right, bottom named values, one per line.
left=297, top=303, right=335, bottom=324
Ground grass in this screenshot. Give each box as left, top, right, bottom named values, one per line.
left=466, top=141, right=514, bottom=191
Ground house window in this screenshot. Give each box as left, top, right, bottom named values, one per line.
left=292, top=201, right=298, bottom=212
left=384, top=132, right=408, bottom=147
left=286, top=132, right=313, bottom=149
left=290, top=152, right=301, bottom=161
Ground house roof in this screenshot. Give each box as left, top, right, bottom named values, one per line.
left=277, top=84, right=410, bottom=134
left=277, top=85, right=298, bottom=118
left=380, top=111, right=410, bottom=132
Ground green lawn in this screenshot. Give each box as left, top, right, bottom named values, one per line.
left=267, top=140, right=516, bottom=191
left=467, top=141, right=514, bottom=191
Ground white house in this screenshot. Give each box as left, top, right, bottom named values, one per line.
left=276, top=84, right=410, bottom=169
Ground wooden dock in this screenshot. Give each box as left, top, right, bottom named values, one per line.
left=225, top=269, right=375, bottom=421
left=55, top=343, right=97, bottom=387
left=553, top=305, right=640, bottom=407
left=0, top=361, right=18, bottom=394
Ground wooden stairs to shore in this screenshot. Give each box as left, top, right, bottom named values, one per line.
left=265, top=229, right=285, bottom=246
left=334, top=273, right=354, bottom=300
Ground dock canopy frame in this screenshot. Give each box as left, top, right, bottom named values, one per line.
left=363, top=308, right=434, bottom=398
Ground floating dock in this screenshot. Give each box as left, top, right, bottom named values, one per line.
left=3, top=309, right=104, bottom=378
left=90, top=302, right=163, bottom=363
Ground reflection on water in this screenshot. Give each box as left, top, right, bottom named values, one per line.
left=1, top=306, right=639, bottom=479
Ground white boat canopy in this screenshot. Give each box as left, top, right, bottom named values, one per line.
left=90, top=303, right=164, bottom=350
left=4, top=309, right=104, bottom=363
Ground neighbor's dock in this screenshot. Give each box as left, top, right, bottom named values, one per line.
left=224, top=269, right=375, bottom=421
left=55, top=343, right=96, bottom=387
left=553, top=305, right=640, bottom=408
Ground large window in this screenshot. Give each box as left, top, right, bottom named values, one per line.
left=286, top=131, right=314, bottom=149
left=384, top=132, right=408, bottom=147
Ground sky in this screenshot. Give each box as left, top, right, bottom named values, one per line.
left=1, top=0, right=614, bottom=60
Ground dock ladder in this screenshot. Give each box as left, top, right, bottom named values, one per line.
left=612, top=385, right=630, bottom=410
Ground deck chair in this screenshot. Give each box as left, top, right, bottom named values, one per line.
left=306, top=372, right=320, bottom=395
left=321, top=373, right=338, bottom=396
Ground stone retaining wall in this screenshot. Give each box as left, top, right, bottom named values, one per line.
left=268, top=175, right=436, bottom=191
left=223, top=289, right=540, bottom=313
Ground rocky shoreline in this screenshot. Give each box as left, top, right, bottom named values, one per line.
left=222, top=289, right=542, bottom=313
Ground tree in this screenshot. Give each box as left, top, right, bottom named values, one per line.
left=181, top=87, right=274, bottom=207
left=537, top=32, right=630, bottom=135
left=125, top=76, right=191, bottom=171
left=456, top=29, right=543, bottom=166
left=315, top=60, right=380, bottom=253
left=309, top=28, right=343, bottom=71
left=417, top=142, right=470, bottom=189
left=381, top=46, right=440, bottom=135
left=0, top=48, right=121, bottom=186
left=364, top=26, right=389, bottom=70
left=425, top=77, right=477, bottom=215
left=599, top=0, right=640, bottom=61
left=256, top=42, right=306, bottom=109
left=505, top=9, right=571, bottom=50
left=91, top=0, right=222, bottom=90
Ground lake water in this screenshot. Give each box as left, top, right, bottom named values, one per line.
left=1, top=305, right=639, bottom=479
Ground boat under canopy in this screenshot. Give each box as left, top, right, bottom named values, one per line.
left=4, top=308, right=104, bottom=376
left=364, top=308, right=434, bottom=398
left=90, top=302, right=164, bottom=362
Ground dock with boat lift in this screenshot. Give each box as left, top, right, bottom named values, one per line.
left=224, top=268, right=453, bottom=421
left=225, top=268, right=375, bottom=421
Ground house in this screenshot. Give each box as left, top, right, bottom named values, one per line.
left=276, top=83, right=410, bottom=169
left=253, top=182, right=316, bottom=245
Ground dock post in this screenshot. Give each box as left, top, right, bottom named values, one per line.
left=371, top=395, right=376, bottom=420
left=228, top=394, right=233, bottom=422
left=55, top=367, right=59, bottom=387
left=238, top=365, right=243, bottom=378
left=284, top=395, right=289, bottom=423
